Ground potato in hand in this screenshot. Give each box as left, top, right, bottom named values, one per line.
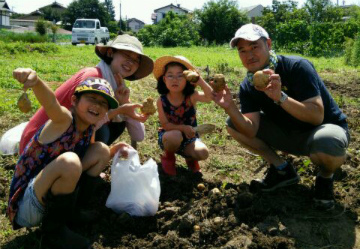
left=253, top=71, right=270, bottom=88
left=183, top=70, right=199, bottom=83
left=140, top=97, right=156, bottom=115
left=212, top=74, right=226, bottom=92
left=17, top=92, right=32, bottom=113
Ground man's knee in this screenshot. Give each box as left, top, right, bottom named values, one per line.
left=310, top=152, right=346, bottom=170
left=309, top=125, right=349, bottom=157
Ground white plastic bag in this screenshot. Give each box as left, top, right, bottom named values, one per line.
left=106, top=148, right=161, bottom=216
left=0, top=122, right=29, bottom=155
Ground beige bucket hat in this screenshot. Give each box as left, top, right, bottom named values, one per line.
left=153, top=55, right=195, bottom=80
left=95, top=34, right=154, bottom=81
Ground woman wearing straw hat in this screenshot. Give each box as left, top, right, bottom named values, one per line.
left=18, top=34, right=154, bottom=203
left=19, top=34, right=154, bottom=153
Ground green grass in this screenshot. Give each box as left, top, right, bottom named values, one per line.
left=0, top=44, right=358, bottom=121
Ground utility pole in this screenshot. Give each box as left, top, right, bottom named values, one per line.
left=119, top=0, right=122, bottom=31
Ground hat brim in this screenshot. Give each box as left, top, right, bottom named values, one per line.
left=230, top=35, right=262, bottom=48
left=80, top=89, right=119, bottom=109
left=95, top=43, right=154, bottom=81
left=153, top=56, right=195, bottom=81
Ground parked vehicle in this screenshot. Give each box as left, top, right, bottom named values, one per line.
left=71, top=19, right=110, bottom=45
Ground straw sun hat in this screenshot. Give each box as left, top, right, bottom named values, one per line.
left=95, top=34, right=154, bottom=81
left=153, top=56, right=195, bottom=81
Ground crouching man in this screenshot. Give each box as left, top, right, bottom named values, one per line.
left=212, top=23, right=350, bottom=211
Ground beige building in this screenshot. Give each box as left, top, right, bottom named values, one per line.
left=152, top=3, right=189, bottom=24
left=127, top=18, right=145, bottom=33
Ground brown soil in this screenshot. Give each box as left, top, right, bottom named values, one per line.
left=0, top=78, right=359, bottom=249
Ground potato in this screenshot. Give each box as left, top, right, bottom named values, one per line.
left=183, top=70, right=199, bottom=83
left=253, top=71, right=270, bottom=88
left=17, top=92, right=31, bottom=113
left=140, top=97, right=156, bottom=115
left=212, top=74, right=226, bottom=92
left=197, top=183, right=206, bottom=191
left=209, top=187, right=221, bottom=197
left=214, top=217, right=222, bottom=226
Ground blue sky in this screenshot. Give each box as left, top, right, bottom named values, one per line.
left=7, top=0, right=360, bottom=24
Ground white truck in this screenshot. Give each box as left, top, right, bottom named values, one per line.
left=71, top=18, right=110, bottom=45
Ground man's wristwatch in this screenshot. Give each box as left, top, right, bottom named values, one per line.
left=274, top=91, right=288, bottom=105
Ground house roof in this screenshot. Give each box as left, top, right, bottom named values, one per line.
left=0, top=1, right=11, bottom=12
left=154, top=3, right=189, bottom=13
left=28, top=10, right=43, bottom=16
left=39, top=1, right=66, bottom=11
left=240, top=4, right=263, bottom=12
left=127, top=18, right=145, bottom=25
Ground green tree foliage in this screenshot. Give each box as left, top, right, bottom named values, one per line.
left=118, top=19, right=128, bottom=32
left=276, top=20, right=309, bottom=54
left=257, top=0, right=360, bottom=57
left=42, top=6, right=63, bottom=23
left=107, top=20, right=120, bottom=34
left=304, top=0, right=339, bottom=22
left=259, top=0, right=309, bottom=45
left=267, top=0, right=298, bottom=23
left=137, top=12, right=200, bottom=47
left=195, top=0, right=248, bottom=45
left=104, top=0, right=116, bottom=21
left=63, top=0, right=111, bottom=28
left=35, top=18, right=48, bottom=36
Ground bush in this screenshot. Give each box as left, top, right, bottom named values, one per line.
left=276, top=20, right=309, bottom=51
left=0, top=29, right=48, bottom=43
left=351, top=35, right=360, bottom=67
left=306, top=22, right=355, bottom=57
left=35, top=18, right=48, bottom=36
left=0, top=41, right=59, bottom=55
left=344, top=38, right=354, bottom=65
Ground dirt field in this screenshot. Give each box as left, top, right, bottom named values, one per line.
left=0, top=74, right=359, bottom=249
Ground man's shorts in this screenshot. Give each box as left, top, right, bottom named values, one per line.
left=15, top=177, right=45, bottom=228
left=227, top=114, right=350, bottom=157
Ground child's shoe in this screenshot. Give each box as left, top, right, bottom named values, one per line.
left=161, top=151, right=176, bottom=176
left=185, top=158, right=201, bottom=173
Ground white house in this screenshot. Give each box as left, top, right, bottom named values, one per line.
left=152, top=3, right=189, bottom=24
left=241, top=4, right=264, bottom=20
left=0, top=0, right=11, bottom=28
left=127, top=18, right=145, bottom=33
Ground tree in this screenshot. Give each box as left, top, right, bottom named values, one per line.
left=63, top=0, right=111, bottom=28
left=304, top=0, right=332, bottom=22
left=104, top=0, right=116, bottom=21
left=271, top=0, right=298, bottom=22
left=195, top=0, right=248, bottom=45
left=42, top=6, right=63, bottom=23
left=137, top=12, right=200, bottom=47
